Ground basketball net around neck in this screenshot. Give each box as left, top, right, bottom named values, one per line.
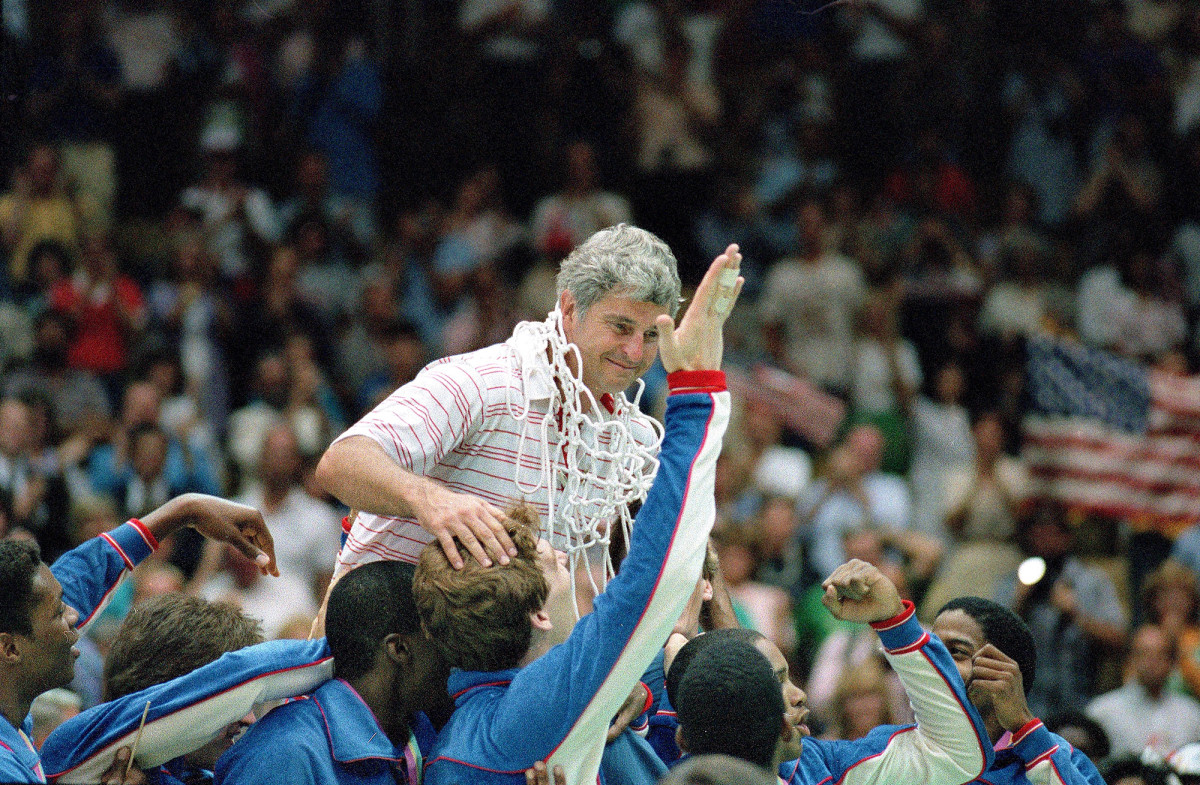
left=505, top=307, right=664, bottom=615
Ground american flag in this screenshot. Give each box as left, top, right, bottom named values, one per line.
left=1023, top=337, right=1200, bottom=534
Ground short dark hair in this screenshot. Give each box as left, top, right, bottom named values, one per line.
left=667, top=628, right=763, bottom=709
left=0, top=540, right=43, bottom=636
left=938, top=596, right=1037, bottom=694
left=676, top=640, right=784, bottom=769
left=104, top=594, right=263, bottom=700
left=327, top=560, right=422, bottom=680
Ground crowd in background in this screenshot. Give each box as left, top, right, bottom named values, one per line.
left=3, top=0, right=1200, bottom=778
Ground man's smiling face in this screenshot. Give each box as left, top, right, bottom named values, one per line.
left=560, top=291, right=668, bottom=399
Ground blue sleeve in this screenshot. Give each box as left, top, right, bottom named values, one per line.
left=41, top=640, right=332, bottom=784
left=214, top=706, right=325, bottom=785
left=638, top=649, right=666, bottom=722
left=485, top=376, right=729, bottom=773
left=1011, top=724, right=1106, bottom=785
left=51, top=521, right=155, bottom=627
left=0, top=751, right=38, bottom=784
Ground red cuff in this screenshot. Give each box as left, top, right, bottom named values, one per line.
left=666, top=370, right=726, bottom=393
left=1011, top=718, right=1044, bottom=745
left=128, top=518, right=159, bottom=551
left=869, top=599, right=915, bottom=631
left=342, top=516, right=353, bottom=533
left=639, top=682, right=654, bottom=716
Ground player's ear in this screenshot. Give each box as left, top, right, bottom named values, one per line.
left=530, top=610, right=552, bottom=632
left=0, top=632, right=20, bottom=665
left=675, top=725, right=689, bottom=753
left=384, top=633, right=411, bottom=667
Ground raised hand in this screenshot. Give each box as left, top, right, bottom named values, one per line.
left=967, top=643, right=1035, bottom=732
left=656, top=244, right=744, bottom=373
left=820, top=558, right=903, bottom=624
left=141, top=494, right=279, bottom=577
left=525, top=761, right=567, bottom=785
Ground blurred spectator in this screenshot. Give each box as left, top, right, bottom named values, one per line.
left=20, top=238, right=72, bottom=316
left=908, top=361, right=975, bottom=539
left=0, top=142, right=94, bottom=290
left=360, top=202, right=445, bottom=352
left=29, top=688, right=81, bottom=748
left=356, top=319, right=428, bottom=415
left=24, top=4, right=121, bottom=229
left=0, top=396, right=67, bottom=547
left=760, top=197, right=867, bottom=395
left=1077, top=244, right=1187, bottom=359
left=798, top=425, right=911, bottom=579
left=631, top=35, right=720, bottom=275
left=458, top=0, right=550, bottom=212
left=1001, top=49, right=1085, bottom=225
left=290, top=210, right=357, bottom=322
left=146, top=235, right=233, bottom=436
left=434, top=166, right=526, bottom=313
left=3, top=310, right=111, bottom=435
left=1086, top=624, right=1200, bottom=757
left=211, top=422, right=341, bottom=606
left=199, top=541, right=316, bottom=639
left=277, top=150, right=375, bottom=265
left=88, top=380, right=220, bottom=521
left=996, top=501, right=1128, bottom=717
left=1073, top=115, right=1164, bottom=260
left=289, top=29, right=382, bottom=203
left=1140, top=560, right=1200, bottom=697
left=711, top=525, right=795, bottom=664
left=822, top=660, right=900, bottom=741
left=1044, top=711, right=1111, bottom=764
left=755, top=118, right=839, bottom=214
left=848, top=285, right=921, bottom=475
left=752, top=495, right=808, bottom=594
left=47, top=232, right=146, bottom=388
left=882, top=127, right=977, bottom=222
left=530, top=140, right=631, bottom=264
left=977, top=230, right=1058, bottom=342
left=179, top=131, right=282, bottom=279
left=943, top=411, right=1028, bottom=544
left=692, top=177, right=773, bottom=301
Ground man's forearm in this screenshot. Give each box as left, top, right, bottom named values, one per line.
left=314, top=435, right=435, bottom=519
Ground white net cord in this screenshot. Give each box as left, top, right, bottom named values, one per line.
left=505, top=308, right=664, bottom=615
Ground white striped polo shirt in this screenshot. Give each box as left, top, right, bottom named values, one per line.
left=331, top=325, right=659, bottom=576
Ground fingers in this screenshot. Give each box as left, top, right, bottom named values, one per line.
left=435, top=528, right=466, bottom=570
left=246, top=523, right=279, bottom=577
left=656, top=315, right=685, bottom=373
left=473, top=503, right=515, bottom=565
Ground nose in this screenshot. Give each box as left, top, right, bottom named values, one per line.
left=556, top=549, right=568, bottom=569
left=66, top=604, right=80, bottom=628
left=789, top=683, right=807, bottom=708
left=623, top=333, right=645, bottom=364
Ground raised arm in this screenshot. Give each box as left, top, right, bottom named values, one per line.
left=817, top=560, right=991, bottom=785
left=41, top=639, right=332, bottom=784
left=473, top=246, right=744, bottom=784
left=52, top=494, right=277, bottom=628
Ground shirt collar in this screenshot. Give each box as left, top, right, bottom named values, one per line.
left=507, top=322, right=557, bottom=401
left=312, top=679, right=404, bottom=765
left=447, top=668, right=520, bottom=706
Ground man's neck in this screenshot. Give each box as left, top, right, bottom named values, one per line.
left=348, top=672, right=410, bottom=748
left=0, top=677, right=33, bottom=733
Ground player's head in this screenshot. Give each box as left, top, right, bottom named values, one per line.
left=933, top=596, right=1037, bottom=716
left=104, top=594, right=263, bottom=768
left=658, top=753, right=779, bottom=785
left=0, top=540, right=79, bottom=703
left=670, top=630, right=808, bottom=766
left=555, top=224, right=682, bottom=397
left=675, top=640, right=786, bottom=769
left=415, top=506, right=572, bottom=671
left=327, top=560, right=448, bottom=724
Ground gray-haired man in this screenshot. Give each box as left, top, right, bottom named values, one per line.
left=316, top=226, right=733, bottom=607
